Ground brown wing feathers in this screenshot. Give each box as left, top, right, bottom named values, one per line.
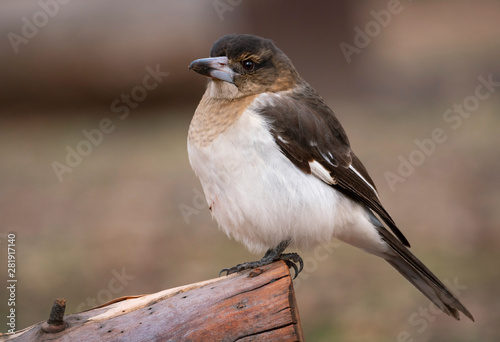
left=259, top=87, right=411, bottom=247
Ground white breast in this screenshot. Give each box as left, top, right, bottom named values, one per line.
left=188, top=97, right=387, bottom=255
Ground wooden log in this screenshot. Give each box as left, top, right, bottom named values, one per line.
left=1, top=261, right=304, bottom=341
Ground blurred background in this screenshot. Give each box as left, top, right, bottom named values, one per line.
left=0, top=0, right=499, bottom=340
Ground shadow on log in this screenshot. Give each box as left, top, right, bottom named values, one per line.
left=1, top=261, right=304, bottom=341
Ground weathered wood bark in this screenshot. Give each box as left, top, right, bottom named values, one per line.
left=1, top=261, right=304, bottom=341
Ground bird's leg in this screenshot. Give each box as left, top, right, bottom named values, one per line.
left=219, top=240, right=304, bottom=279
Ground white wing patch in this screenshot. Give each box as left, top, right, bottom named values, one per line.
left=309, top=160, right=336, bottom=185
left=277, top=135, right=288, bottom=144
left=348, top=164, right=379, bottom=199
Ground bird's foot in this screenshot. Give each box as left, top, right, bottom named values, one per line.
left=219, top=250, right=303, bottom=279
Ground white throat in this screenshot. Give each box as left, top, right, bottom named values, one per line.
left=205, top=80, right=241, bottom=99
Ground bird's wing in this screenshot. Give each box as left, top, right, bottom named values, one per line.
left=258, top=87, right=410, bottom=247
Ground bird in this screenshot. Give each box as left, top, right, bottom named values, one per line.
left=187, top=33, right=474, bottom=321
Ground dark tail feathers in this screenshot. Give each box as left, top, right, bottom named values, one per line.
left=377, top=226, right=474, bottom=321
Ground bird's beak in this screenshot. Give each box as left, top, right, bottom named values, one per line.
left=189, top=56, right=236, bottom=84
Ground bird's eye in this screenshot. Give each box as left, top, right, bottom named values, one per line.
left=242, top=60, right=255, bottom=71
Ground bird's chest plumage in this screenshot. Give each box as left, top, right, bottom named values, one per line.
left=188, top=105, right=285, bottom=228
left=187, top=97, right=357, bottom=253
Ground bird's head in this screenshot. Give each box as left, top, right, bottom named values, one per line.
left=189, top=34, right=301, bottom=99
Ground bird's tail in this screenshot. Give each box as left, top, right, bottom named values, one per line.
left=376, top=226, right=474, bottom=321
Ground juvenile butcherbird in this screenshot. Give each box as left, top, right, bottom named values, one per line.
left=187, top=34, right=473, bottom=321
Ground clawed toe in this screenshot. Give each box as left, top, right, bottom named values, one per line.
left=281, top=253, right=304, bottom=279
left=219, top=261, right=261, bottom=277
left=219, top=266, right=242, bottom=277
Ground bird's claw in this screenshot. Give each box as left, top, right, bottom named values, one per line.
left=281, top=252, right=304, bottom=279
left=219, top=268, right=230, bottom=277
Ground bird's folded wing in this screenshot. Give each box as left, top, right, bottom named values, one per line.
left=258, top=87, right=410, bottom=247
